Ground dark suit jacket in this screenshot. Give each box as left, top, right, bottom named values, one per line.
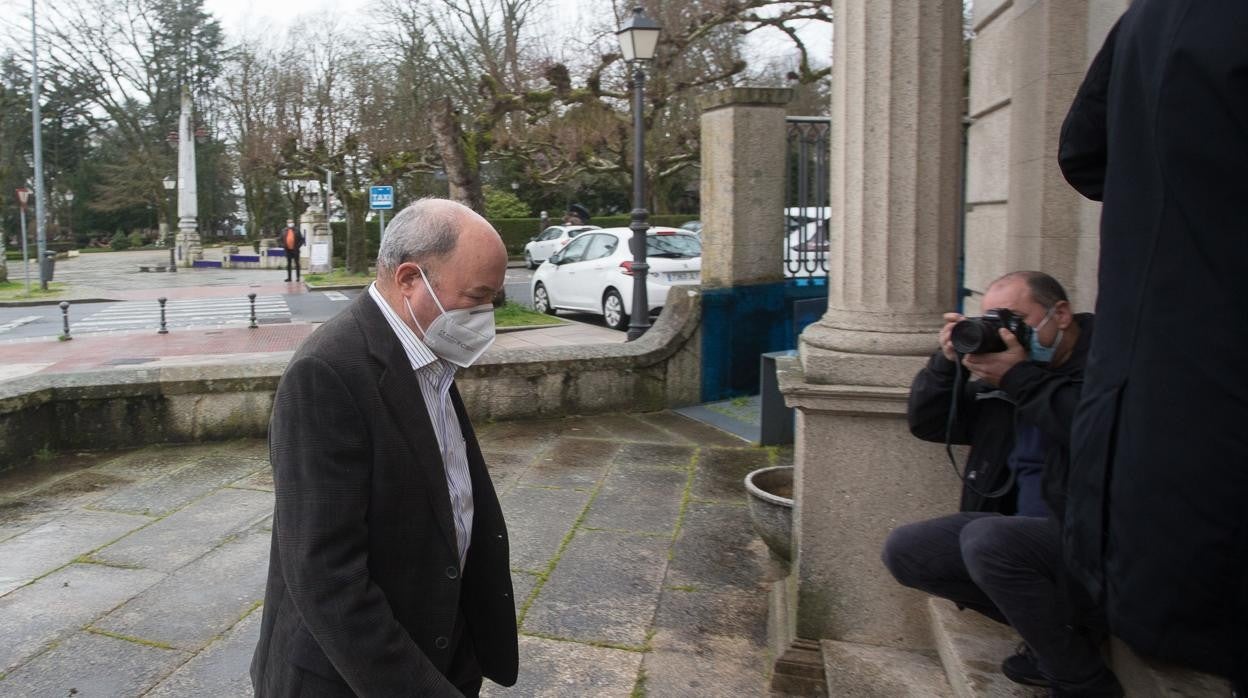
left=251, top=293, right=518, bottom=696
left=1059, top=0, right=1248, bottom=681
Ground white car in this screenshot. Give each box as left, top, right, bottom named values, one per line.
left=530, top=227, right=702, bottom=331
left=523, top=225, right=599, bottom=268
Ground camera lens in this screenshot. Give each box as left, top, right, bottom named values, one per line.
left=951, top=318, right=1006, bottom=354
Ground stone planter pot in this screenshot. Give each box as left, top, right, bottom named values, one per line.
left=745, top=465, right=794, bottom=561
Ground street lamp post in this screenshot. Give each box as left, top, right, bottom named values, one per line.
left=162, top=176, right=177, bottom=272
left=617, top=6, right=661, bottom=341
left=15, top=187, right=31, bottom=293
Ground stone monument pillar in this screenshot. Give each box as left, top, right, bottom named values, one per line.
left=303, top=209, right=333, bottom=273
left=175, top=87, right=202, bottom=267
left=774, top=0, right=965, bottom=683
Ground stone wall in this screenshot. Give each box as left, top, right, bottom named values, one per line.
left=0, top=288, right=703, bottom=470
left=963, top=0, right=1128, bottom=311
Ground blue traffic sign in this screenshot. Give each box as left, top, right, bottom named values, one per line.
left=369, top=186, right=394, bottom=210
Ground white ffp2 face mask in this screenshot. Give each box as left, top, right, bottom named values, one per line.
left=405, top=267, right=496, bottom=367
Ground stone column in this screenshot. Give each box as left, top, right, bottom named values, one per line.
left=779, top=0, right=966, bottom=665
left=698, top=87, right=792, bottom=289
left=175, top=87, right=202, bottom=267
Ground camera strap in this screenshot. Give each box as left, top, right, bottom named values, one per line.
left=945, top=356, right=1018, bottom=500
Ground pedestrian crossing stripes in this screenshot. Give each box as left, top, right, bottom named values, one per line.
left=0, top=315, right=41, bottom=334
left=72, top=296, right=291, bottom=333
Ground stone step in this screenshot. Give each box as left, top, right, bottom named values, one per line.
left=927, top=598, right=1045, bottom=698
left=821, top=639, right=954, bottom=697
left=1109, top=638, right=1231, bottom=698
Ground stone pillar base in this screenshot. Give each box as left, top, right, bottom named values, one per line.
left=777, top=354, right=962, bottom=650
left=176, top=218, right=202, bottom=268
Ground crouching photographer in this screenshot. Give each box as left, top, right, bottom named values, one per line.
left=880, top=271, right=1121, bottom=697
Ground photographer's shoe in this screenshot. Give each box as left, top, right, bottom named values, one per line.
left=1002, top=644, right=1047, bottom=687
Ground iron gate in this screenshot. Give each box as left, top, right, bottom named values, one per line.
left=785, top=117, right=831, bottom=279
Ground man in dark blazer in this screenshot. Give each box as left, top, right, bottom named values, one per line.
left=251, top=198, right=518, bottom=696
left=1059, top=1, right=1247, bottom=689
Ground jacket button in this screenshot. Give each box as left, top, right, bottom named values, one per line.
left=446, top=566, right=459, bottom=579
left=434, top=636, right=449, bottom=650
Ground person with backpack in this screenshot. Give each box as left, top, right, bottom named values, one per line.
left=281, top=219, right=305, bottom=282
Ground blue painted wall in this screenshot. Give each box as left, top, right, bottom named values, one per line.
left=700, top=278, right=828, bottom=401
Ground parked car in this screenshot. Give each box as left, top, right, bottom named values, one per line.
left=530, top=227, right=702, bottom=331
left=523, top=225, right=599, bottom=268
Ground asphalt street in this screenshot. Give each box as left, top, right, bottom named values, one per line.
left=0, top=263, right=624, bottom=341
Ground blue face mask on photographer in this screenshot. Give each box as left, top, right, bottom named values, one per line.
left=1027, top=306, right=1061, bottom=363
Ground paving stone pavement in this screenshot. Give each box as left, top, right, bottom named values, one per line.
left=0, top=412, right=790, bottom=697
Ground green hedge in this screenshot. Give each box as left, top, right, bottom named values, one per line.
left=320, top=214, right=698, bottom=261
left=489, top=214, right=695, bottom=255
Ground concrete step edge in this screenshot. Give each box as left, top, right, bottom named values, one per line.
left=1109, top=638, right=1231, bottom=698
left=927, top=597, right=1045, bottom=698
left=821, top=639, right=954, bottom=697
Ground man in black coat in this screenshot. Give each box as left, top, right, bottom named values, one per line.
left=882, top=271, right=1120, bottom=695
left=1058, top=1, right=1247, bottom=689
left=251, top=199, right=518, bottom=696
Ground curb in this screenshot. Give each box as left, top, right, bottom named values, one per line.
left=304, top=283, right=367, bottom=292
left=0, top=297, right=119, bottom=308
left=497, top=320, right=568, bottom=334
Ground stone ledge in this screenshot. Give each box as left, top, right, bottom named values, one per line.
left=1110, top=638, right=1231, bottom=698
left=774, top=355, right=910, bottom=416
left=927, top=598, right=1042, bottom=698
left=698, top=87, right=794, bottom=112
left=0, top=287, right=702, bottom=470
left=822, top=639, right=953, bottom=697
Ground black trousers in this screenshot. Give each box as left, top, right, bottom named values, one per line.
left=285, top=250, right=300, bottom=280
left=882, top=513, right=1108, bottom=685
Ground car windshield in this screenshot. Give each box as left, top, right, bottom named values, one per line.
left=567, top=227, right=594, bottom=237
left=646, top=233, right=701, bottom=258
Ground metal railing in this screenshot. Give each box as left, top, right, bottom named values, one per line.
left=785, top=117, right=831, bottom=279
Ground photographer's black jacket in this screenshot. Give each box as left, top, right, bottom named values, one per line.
left=907, top=314, right=1094, bottom=518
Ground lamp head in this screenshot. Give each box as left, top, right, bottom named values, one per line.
left=617, top=6, right=661, bottom=62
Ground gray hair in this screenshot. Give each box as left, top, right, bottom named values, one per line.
left=376, top=198, right=460, bottom=272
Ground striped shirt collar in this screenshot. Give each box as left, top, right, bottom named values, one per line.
left=367, top=282, right=447, bottom=375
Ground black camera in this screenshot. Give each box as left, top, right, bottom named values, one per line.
left=950, top=308, right=1032, bottom=354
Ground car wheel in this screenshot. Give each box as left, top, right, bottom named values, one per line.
left=525, top=251, right=537, bottom=269
left=603, top=289, right=628, bottom=331
left=533, top=283, right=556, bottom=315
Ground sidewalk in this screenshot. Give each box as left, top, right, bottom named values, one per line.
left=0, top=413, right=782, bottom=696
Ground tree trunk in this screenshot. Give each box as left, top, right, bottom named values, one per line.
left=342, top=188, right=369, bottom=274
left=432, top=97, right=484, bottom=212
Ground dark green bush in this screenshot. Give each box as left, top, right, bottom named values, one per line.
left=487, top=215, right=694, bottom=255
left=110, top=231, right=131, bottom=251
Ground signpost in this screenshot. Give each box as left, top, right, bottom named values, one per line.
left=15, top=188, right=31, bottom=293
left=369, top=185, right=394, bottom=241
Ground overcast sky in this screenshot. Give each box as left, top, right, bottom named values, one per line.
left=201, top=0, right=831, bottom=70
